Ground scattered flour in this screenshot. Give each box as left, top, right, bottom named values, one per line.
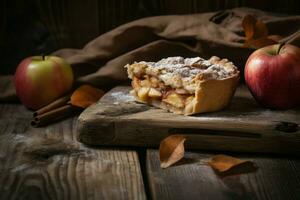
left=110, top=91, right=135, bottom=104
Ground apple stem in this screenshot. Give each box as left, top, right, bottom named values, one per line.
left=277, top=43, right=285, bottom=55
left=42, top=54, right=45, bottom=60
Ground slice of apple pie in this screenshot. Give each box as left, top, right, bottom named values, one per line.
left=125, top=56, right=240, bottom=115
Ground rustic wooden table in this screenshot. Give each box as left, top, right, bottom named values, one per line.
left=0, top=104, right=300, bottom=200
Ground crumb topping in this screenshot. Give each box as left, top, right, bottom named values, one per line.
left=139, top=56, right=237, bottom=80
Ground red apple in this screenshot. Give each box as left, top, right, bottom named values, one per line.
left=245, top=44, right=300, bottom=109
left=15, top=56, right=73, bottom=110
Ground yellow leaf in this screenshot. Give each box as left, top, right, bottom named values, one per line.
left=70, top=85, right=105, bottom=108
left=159, top=135, right=186, bottom=169
left=207, top=154, right=253, bottom=173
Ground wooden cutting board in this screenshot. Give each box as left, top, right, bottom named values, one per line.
left=77, top=85, right=300, bottom=155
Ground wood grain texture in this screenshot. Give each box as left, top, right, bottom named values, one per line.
left=78, top=86, right=300, bottom=155
left=0, top=104, right=146, bottom=200
left=147, top=149, right=300, bottom=200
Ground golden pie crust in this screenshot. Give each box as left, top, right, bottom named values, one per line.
left=125, top=56, right=240, bottom=115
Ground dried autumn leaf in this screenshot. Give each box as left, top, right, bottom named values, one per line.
left=71, top=85, right=105, bottom=108
left=159, top=135, right=186, bottom=169
left=242, top=15, right=256, bottom=40
left=207, top=154, right=252, bottom=173
left=267, top=35, right=283, bottom=42
left=242, top=14, right=280, bottom=49
left=252, top=19, right=268, bottom=39
left=244, top=37, right=278, bottom=49
left=242, top=15, right=268, bottom=40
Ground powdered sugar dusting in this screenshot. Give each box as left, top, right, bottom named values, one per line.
left=111, top=91, right=135, bottom=104
left=141, top=56, right=236, bottom=81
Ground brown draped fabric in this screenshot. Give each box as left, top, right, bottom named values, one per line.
left=1, top=8, right=299, bottom=102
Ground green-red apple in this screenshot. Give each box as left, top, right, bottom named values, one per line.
left=14, top=56, right=73, bottom=110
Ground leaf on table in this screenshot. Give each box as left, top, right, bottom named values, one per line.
left=159, top=135, right=186, bottom=169
left=207, top=154, right=253, bottom=173
left=242, top=14, right=281, bottom=49
left=70, top=85, right=105, bottom=108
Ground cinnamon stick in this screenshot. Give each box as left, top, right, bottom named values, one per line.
left=31, top=104, right=80, bottom=127
left=33, top=94, right=71, bottom=117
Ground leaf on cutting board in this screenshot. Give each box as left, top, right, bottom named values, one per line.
left=207, top=154, right=254, bottom=173
left=242, top=15, right=282, bottom=49
left=70, top=85, right=105, bottom=108
left=159, top=135, right=186, bottom=169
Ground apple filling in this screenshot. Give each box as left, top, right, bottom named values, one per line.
left=131, top=75, right=195, bottom=114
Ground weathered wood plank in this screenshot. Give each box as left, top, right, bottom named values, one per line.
left=77, top=86, right=300, bottom=155
left=0, top=104, right=146, bottom=200
left=147, top=149, right=300, bottom=200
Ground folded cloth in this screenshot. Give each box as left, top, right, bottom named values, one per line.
left=1, top=7, right=299, bottom=102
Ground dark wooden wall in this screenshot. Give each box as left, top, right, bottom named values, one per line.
left=1, top=0, right=299, bottom=74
